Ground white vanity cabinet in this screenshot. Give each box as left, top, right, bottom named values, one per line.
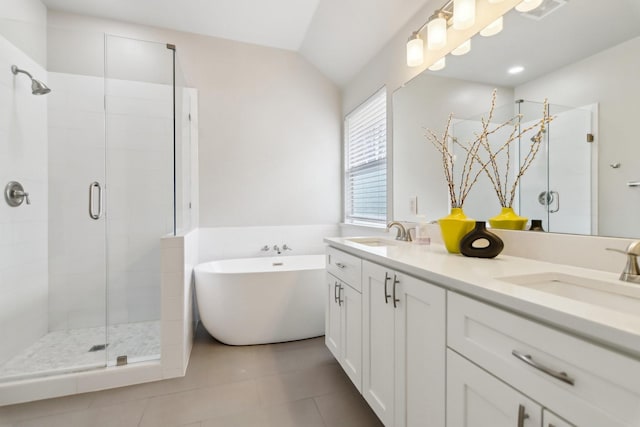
left=325, top=240, right=640, bottom=427
left=325, top=248, right=362, bottom=391
left=447, top=292, right=640, bottom=427
left=447, top=349, right=542, bottom=427
left=543, top=410, right=575, bottom=427
left=362, top=260, right=446, bottom=427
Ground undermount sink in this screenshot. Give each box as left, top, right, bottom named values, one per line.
left=499, top=272, right=640, bottom=315
left=346, top=237, right=401, bottom=247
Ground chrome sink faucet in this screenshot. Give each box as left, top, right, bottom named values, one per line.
left=387, top=221, right=412, bottom=242
left=607, top=241, right=640, bottom=284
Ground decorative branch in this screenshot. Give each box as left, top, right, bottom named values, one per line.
left=425, top=89, right=554, bottom=210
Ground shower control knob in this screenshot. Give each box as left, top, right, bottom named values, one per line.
left=4, top=181, right=30, bottom=207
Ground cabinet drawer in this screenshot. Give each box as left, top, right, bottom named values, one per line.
left=326, top=247, right=362, bottom=290
left=448, top=292, right=640, bottom=427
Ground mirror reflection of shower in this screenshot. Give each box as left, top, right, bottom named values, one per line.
left=11, top=64, right=52, bottom=95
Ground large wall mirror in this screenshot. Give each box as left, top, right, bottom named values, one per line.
left=393, top=0, right=640, bottom=239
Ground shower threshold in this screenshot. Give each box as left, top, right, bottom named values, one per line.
left=0, top=321, right=160, bottom=383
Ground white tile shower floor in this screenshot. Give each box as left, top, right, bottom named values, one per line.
left=0, top=321, right=160, bottom=382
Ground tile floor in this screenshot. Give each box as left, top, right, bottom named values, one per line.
left=0, top=326, right=382, bottom=427
left=0, top=322, right=161, bottom=382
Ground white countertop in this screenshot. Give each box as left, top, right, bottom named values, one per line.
left=325, top=237, right=640, bottom=359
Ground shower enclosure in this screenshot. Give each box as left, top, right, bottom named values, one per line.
left=452, top=99, right=594, bottom=234
left=0, top=19, right=193, bottom=383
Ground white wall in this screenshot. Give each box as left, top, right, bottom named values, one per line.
left=0, top=33, right=48, bottom=364
left=515, top=36, right=640, bottom=238
left=197, top=224, right=340, bottom=263
left=0, top=0, right=46, bottom=67
left=46, top=11, right=342, bottom=229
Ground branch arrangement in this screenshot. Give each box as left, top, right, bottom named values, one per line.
left=476, top=91, right=554, bottom=207
left=425, top=90, right=554, bottom=209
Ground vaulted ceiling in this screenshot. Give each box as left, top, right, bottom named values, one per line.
left=40, top=0, right=432, bottom=85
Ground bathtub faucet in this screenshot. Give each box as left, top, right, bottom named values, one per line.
left=273, top=245, right=281, bottom=254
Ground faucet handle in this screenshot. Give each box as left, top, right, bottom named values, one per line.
left=260, top=245, right=270, bottom=251
left=283, top=244, right=292, bottom=251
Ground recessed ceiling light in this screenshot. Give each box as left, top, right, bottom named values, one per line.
left=508, top=66, right=525, bottom=74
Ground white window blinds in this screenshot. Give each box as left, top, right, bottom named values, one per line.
left=345, top=88, right=387, bottom=224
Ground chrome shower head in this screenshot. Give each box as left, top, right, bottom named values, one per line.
left=11, top=65, right=51, bottom=95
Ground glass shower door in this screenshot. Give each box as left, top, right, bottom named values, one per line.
left=104, top=35, right=175, bottom=365
left=518, top=101, right=594, bottom=234
left=0, top=22, right=108, bottom=382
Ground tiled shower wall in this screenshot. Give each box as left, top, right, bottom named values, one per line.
left=47, top=73, right=174, bottom=330
left=0, top=34, right=49, bottom=365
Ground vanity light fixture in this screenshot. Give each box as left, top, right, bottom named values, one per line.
left=480, top=16, right=503, bottom=36
left=406, top=32, right=424, bottom=67
left=406, top=0, right=455, bottom=67
left=451, top=39, right=471, bottom=55
left=508, top=65, right=525, bottom=74
left=515, top=0, right=544, bottom=12
left=429, top=57, right=446, bottom=71
left=453, top=0, right=476, bottom=30
left=427, top=12, right=448, bottom=50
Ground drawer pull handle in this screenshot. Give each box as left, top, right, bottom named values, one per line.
left=392, top=274, right=400, bottom=308
left=512, top=350, right=575, bottom=386
left=517, top=404, right=529, bottom=427
left=335, top=262, right=346, bottom=269
left=338, top=284, right=344, bottom=306
left=384, top=272, right=391, bottom=304
left=334, top=281, right=339, bottom=303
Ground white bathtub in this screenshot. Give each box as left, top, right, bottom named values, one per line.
left=194, top=255, right=326, bottom=345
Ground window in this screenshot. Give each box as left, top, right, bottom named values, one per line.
left=344, top=88, right=387, bottom=225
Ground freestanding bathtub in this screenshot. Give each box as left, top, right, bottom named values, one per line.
left=194, top=254, right=326, bottom=345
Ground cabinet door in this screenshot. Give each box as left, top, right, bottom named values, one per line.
left=341, top=282, right=362, bottom=392
left=325, top=273, right=341, bottom=360
left=543, top=410, right=575, bottom=427
left=363, top=261, right=396, bottom=426
left=394, top=273, right=446, bottom=427
left=447, top=350, right=542, bottom=427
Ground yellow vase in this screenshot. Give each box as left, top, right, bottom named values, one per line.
left=438, top=208, right=475, bottom=254
left=489, top=207, right=528, bottom=230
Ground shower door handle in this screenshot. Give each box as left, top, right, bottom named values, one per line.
left=550, top=191, right=560, bottom=213
left=89, top=181, right=102, bottom=220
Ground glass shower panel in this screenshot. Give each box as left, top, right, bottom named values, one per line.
left=175, top=54, right=193, bottom=234
left=104, top=35, right=174, bottom=365
left=546, top=104, right=593, bottom=235
left=0, top=21, right=108, bottom=382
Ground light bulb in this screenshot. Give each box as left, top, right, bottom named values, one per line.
left=427, top=14, right=447, bottom=50
left=451, top=39, right=471, bottom=56
left=480, top=16, right=503, bottom=37
left=406, top=33, right=424, bottom=67
left=429, top=57, right=446, bottom=71
left=453, top=0, right=476, bottom=30
left=515, top=0, right=544, bottom=12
